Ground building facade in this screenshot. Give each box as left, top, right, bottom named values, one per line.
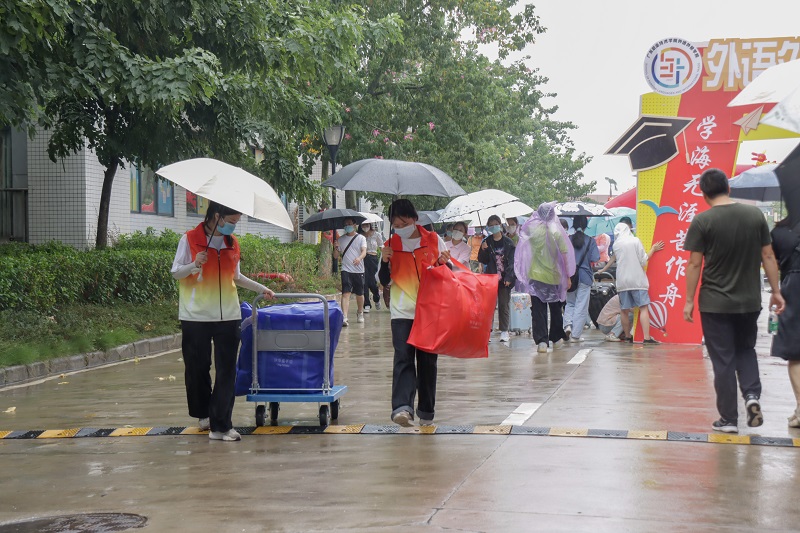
left=0, top=126, right=366, bottom=247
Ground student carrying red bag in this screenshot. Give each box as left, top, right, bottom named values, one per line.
left=378, top=199, right=451, bottom=428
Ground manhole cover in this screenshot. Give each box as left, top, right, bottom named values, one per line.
left=0, top=513, right=147, bottom=532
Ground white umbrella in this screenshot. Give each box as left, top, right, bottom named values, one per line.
left=728, top=59, right=800, bottom=134
left=156, top=158, right=294, bottom=231
left=439, top=189, right=530, bottom=226
left=358, top=212, right=384, bottom=224
left=554, top=201, right=612, bottom=217
left=460, top=201, right=534, bottom=227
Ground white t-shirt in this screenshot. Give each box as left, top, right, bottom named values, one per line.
left=447, top=239, right=471, bottom=264
left=364, top=231, right=385, bottom=254
left=613, top=235, right=649, bottom=291
left=338, top=233, right=367, bottom=273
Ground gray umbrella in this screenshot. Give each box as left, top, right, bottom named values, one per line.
left=729, top=164, right=782, bottom=202
left=322, top=159, right=466, bottom=197
left=417, top=210, right=442, bottom=226
left=300, top=209, right=366, bottom=232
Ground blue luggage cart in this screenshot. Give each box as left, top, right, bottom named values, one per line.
left=245, top=293, right=347, bottom=427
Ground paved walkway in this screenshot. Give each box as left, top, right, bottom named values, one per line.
left=1, top=298, right=799, bottom=531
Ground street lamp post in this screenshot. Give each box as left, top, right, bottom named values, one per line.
left=323, top=125, right=345, bottom=209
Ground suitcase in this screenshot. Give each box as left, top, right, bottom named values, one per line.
left=589, top=273, right=617, bottom=329
left=234, top=300, right=343, bottom=396
left=509, top=292, right=532, bottom=335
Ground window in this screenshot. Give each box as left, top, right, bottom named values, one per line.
left=130, top=164, right=173, bottom=216
left=185, top=191, right=209, bottom=217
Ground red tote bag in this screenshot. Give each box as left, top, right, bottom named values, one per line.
left=407, top=260, right=499, bottom=358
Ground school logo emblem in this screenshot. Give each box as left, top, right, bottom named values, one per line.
left=644, top=38, right=702, bottom=96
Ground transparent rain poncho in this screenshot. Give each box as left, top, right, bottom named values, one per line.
left=514, top=202, right=576, bottom=303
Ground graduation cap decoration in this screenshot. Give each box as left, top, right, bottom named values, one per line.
left=606, top=116, right=694, bottom=171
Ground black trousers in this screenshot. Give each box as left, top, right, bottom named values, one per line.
left=364, top=254, right=380, bottom=305
left=701, top=312, right=761, bottom=422
left=530, top=296, right=568, bottom=346
left=181, top=320, right=241, bottom=432
left=391, top=319, right=438, bottom=421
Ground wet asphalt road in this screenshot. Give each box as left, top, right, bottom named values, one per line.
left=1, top=296, right=799, bottom=532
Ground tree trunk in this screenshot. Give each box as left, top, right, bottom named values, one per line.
left=318, top=238, right=332, bottom=278
left=345, top=190, right=358, bottom=210
left=95, top=157, right=119, bottom=249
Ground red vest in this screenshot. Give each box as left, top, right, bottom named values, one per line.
left=179, top=223, right=242, bottom=321
left=386, top=226, right=440, bottom=315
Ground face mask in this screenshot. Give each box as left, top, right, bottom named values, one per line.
left=507, top=225, right=517, bottom=235
left=393, top=224, right=416, bottom=239
left=361, top=225, right=371, bottom=233
left=451, top=230, right=464, bottom=241
left=218, top=220, right=236, bottom=236
left=487, top=225, right=502, bottom=235
left=344, top=225, right=355, bottom=234
left=445, top=231, right=452, bottom=237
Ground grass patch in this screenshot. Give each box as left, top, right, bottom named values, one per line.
left=0, top=300, right=181, bottom=368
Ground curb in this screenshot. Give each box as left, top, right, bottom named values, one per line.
left=0, top=333, right=183, bottom=389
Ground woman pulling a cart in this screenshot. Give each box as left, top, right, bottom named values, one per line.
left=171, top=201, right=275, bottom=441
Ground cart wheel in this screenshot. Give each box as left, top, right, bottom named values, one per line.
left=255, top=405, right=266, bottom=427
left=269, top=402, right=280, bottom=425
left=331, top=399, right=340, bottom=420
left=319, top=404, right=331, bottom=427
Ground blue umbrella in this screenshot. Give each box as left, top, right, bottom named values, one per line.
left=729, top=164, right=782, bottom=202
left=586, top=207, right=636, bottom=237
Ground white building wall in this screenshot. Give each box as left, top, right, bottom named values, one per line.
left=26, top=128, right=318, bottom=247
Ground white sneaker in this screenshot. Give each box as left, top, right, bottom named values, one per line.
left=209, top=429, right=241, bottom=441
left=392, top=411, right=414, bottom=427
left=198, top=417, right=210, bottom=431
left=342, top=318, right=349, bottom=327
left=605, top=333, right=621, bottom=342
left=357, top=313, right=365, bottom=323
left=537, top=342, right=548, bottom=353
left=569, top=336, right=584, bottom=343
left=363, top=306, right=370, bottom=313
left=375, top=300, right=381, bottom=310
left=419, top=419, right=434, bottom=426
left=553, top=339, right=565, bottom=349
left=564, top=326, right=572, bottom=338
left=500, top=331, right=510, bottom=343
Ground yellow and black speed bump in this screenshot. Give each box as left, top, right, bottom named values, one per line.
left=1, top=425, right=799, bottom=448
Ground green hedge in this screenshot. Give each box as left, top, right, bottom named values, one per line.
left=0, top=229, right=324, bottom=313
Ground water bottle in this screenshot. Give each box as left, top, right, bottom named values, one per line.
left=768, top=305, right=779, bottom=335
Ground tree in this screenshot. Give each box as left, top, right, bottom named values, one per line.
left=322, top=0, right=593, bottom=211
left=3, top=0, right=400, bottom=247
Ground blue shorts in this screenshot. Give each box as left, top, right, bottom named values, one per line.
left=619, top=289, right=650, bottom=309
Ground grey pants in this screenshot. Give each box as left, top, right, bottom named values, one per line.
left=497, top=285, right=512, bottom=332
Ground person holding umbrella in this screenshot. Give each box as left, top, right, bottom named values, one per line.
left=378, top=199, right=450, bottom=427
left=171, top=201, right=275, bottom=442
left=333, top=217, right=368, bottom=326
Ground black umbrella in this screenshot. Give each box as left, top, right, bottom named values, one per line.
left=777, top=142, right=800, bottom=226
left=321, top=159, right=466, bottom=197
left=300, top=209, right=366, bottom=232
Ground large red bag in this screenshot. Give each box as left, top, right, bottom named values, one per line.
left=407, top=261, right=499, bottom=358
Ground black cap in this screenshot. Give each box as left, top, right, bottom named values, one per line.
left=606, top=116, right=694, bottom=171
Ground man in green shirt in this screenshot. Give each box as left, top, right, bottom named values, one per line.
left=684, top=168, right=785, bottom=434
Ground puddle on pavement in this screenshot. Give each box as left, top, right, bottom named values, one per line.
left=0, top=513, right=146, bottom=532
